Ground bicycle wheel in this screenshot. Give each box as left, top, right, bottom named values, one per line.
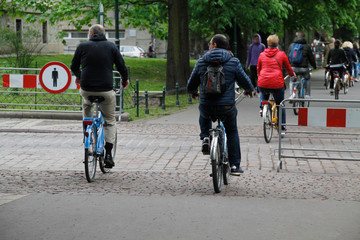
left=223, top=142, right=230, bottom=185
left=84, top=125, right=97, bottom=182
left=210, top=133, right=222, bottom=193
left=325, top=71, right=330, bottom=89
left=293, top=100, right=300, bottom=115
left=334, top=78, right=339, bottom=100
left=99, top=128, right=117, bottom=174
left=263, top=104, right=273, bottom=143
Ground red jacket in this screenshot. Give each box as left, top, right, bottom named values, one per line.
left=257, top=48, right=294, bottom=89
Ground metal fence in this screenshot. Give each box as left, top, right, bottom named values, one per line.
left=0, top=67, right=136, bottom=115
left=277, top=98, right=360, bottom=172
left=0, top=66, right=193, bottom=119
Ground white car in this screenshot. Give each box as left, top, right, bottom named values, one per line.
left=119, top=46, right=146, bottom=58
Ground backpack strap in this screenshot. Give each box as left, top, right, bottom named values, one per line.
left=273, top=52, right=281, bottom=69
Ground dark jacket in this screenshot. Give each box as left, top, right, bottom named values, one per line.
left=187, top=48, right=254, bottom=106
left=327, top=48, right=348, bottom=66
left=343, top=47, right=357, bottom=69
left=288, top=36, right=317, bottom=69
left=71, top=34, right=128, bottom=92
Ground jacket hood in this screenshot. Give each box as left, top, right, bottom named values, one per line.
left=293, top=36, right=307, bottom=44
left=90, top=34, right=107, bottom=41
left=262, top=48, right=280, bottom=57
left=252, top=33, right=262, bottom=45
left=202, top=48, right=233, bottom=64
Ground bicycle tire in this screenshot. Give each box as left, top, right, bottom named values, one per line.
left=343, top=76, right=347, bottom=94
left=99, top=128, right=117, bottom=174
left=325, top=72, right=330, bottom=89
left=84, top=125, right=97, bottom=182
left=334, top=78, right=339, bottom=100
left=223, top=142, right=230, bottom=185
left=263, top=104, right=273, bottom=143
left=293, top=100, right=299, bottom=115
left=210, top=133, right=222, bottom=193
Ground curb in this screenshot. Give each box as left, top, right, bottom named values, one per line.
left=0, top=112, right=131, bottom=121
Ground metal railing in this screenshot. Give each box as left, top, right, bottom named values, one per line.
left=277, top=98, right=360, bottom=172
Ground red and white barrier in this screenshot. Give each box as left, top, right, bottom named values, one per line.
left=298, top=107, right=360, bottom=128
left=2, top=74, right=79, bottom=90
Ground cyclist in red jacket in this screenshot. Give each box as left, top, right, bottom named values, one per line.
left=257, top=34, right=295, bottom=135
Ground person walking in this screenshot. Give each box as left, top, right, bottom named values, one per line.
left=71, top=24, right=129, bottom=168
left=245, top=34, right=266, bottom=93
left=288, top=32, right=317, bottom=98
left=257, top=34, right=296, bottom=135
left=187, top=34, right=254, bottom=175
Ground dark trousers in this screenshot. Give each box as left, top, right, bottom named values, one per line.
left=199, top=104, right=241, bottom=167
left=250, top=65, right=258, bottom=90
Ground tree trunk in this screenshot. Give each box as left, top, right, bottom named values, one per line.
left=166, top=0, right=190, bottom=91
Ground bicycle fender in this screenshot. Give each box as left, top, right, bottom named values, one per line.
left=210, top=133, right=219, bottom=161
left=262, top=105, right=268, bottom=121
left=84, top=125, right=93, bottom=149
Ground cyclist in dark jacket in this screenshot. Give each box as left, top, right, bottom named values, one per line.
left=71, top=24, right=129, bottom=168
left=187, top=34, right=254, bottom=175
left=327, top=39, right=348, bottom=94
left=287, top=32, right=317, bottom=98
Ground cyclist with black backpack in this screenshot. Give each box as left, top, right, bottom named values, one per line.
left=287, top=32, right=317, bottom=99
left=187, top=34, right=254, bottom=175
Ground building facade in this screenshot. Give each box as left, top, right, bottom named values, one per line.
left=0, top=11, right=167, bottom=58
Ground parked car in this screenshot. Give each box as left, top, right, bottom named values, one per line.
left=119, top=46, right=146, bottom=58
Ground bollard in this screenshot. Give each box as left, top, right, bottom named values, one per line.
left=175, top=82, right=180, bottom=107
left=162, top=86, right=166, bottom=110
left=145, top=89, right=149, bottom=114
left=136, top=79, right=139, bottom=117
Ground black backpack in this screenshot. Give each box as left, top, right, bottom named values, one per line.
left=202, top=61, right=226, bottom=96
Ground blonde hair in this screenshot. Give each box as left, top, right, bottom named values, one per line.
left=342, top=41, right=353, bottom=49
left=267, top=34, right=279, bottom=47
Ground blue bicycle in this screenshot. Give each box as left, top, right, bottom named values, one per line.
left=82, top=96, right=117, bottom=182
left=209, top=115, right=230, bottom=193
left=291, top=73, right=310, bottom=115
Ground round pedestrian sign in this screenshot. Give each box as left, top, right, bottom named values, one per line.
left=39, top=62, right=72, bottom=94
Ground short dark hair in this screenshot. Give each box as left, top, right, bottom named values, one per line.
left=212, top=34, right=229, bottom=50
left=335, top=39, right=341, bottom=49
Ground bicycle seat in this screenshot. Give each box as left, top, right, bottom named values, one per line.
left=87, top=96, right=105, bottom=103
left=209, top=115, right=227, bottom=123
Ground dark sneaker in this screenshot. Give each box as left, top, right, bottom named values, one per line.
left=230, top=165, right=244, bottom=175
left=104, top=153, right=114, bottom=168
left=202, top=137, right=210, bottom=155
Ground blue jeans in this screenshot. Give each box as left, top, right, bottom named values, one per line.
left=199, top=104, right=241, bottom=167
left=258, top=86, right=286, bottom=127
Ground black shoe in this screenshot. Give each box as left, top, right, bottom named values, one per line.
left=104, top=153, right=114, bottom=168
left=202, top=137, right=210, bottom=155
left=230, top=165, right=244, bottom=175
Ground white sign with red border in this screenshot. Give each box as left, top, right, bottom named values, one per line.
left=39, top=61, right=72, bottom=94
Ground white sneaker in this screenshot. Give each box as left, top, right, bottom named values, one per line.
left=289, top=93, right=295, bottom=99
left=305, top=95, right=311, bottom=99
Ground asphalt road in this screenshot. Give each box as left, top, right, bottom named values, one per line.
left=1, top=69, right=359, bottom=240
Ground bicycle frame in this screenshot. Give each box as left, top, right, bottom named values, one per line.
left=210, top=120, right=226, bottom=160
left=83, top=104, right=105, bottom=156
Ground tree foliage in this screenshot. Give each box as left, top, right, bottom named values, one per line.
left=0, top=28, right=43, bottom=69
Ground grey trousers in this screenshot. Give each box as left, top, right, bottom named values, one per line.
left=80, top=89, right=116, bottom=144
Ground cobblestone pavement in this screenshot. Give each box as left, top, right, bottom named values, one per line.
left=1, top=118, right=359, bottom=201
